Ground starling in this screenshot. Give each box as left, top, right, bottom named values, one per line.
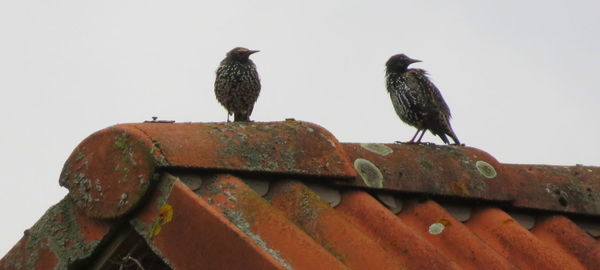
left=385, top=54, right=460, bottom=144
left=214, top=47, right=261, bottom=122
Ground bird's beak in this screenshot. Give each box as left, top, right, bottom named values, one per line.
left=410, top=58, right=422, bottom=63
left=248, top=50, right=260, bottom=55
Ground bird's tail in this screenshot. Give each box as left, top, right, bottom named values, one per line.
left=448, top=132, right=460, bottom=145
left=438, top=134, right=450, bottom=144
left=436, top=129, right=460, bottom=145
left=234, top=112, right=250, bottom=122
left=438, top=115, right=460, bottom=145
left=445, top=128, right=460, bottom=145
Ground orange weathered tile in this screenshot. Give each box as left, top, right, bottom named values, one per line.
left=466, top=208, right=584, bottom=270
left=74, top=209, right=112, bottom=243
left=532, top=215, right=600, bottom=269
left=398, top=200, right=517, bottom=270
left=0, top=198, right=113, bottom=270
left=268, top=181, right=405, bottom=270
left=59, top=124, right=159, bottom=219
left=195, top=174, right=348, bottom=270
left=2, top=238, right=61, bottom=270
left=131, top=121, right=356, bottom=178
left=341, top=143, right=515, bottom=201
left=1, top=238, right=27, bottom=270
left=336, top=191, right=461, bottom=270
left=131, top=178, right=286, bottom=270
left=33, top=241, right=58, bottom=270
left=503, top=164, right=600, bottom=215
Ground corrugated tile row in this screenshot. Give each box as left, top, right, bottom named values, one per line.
left=171, top=171, right=599, bottom=270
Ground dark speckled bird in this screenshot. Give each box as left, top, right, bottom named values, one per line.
left=215, top=47, right=261, bottom=122
left=385, top=53, right=460, bottom=144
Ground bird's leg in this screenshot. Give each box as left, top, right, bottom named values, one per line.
left=407, top=129, right=422, bottom=143
left=416, top=129, right=427, bottom=143
left=227, top=111, right=231, bottom=122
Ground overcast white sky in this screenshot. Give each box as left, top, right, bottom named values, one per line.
left=1, top=1, right=599, bottom=255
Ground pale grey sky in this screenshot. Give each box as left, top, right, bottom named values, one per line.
left=1, top=1, right=599, bottom=254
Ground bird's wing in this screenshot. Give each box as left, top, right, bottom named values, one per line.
left=406, top=69, right=452, bottom=118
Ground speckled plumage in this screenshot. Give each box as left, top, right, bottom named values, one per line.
left=215, top=47, right=261, bottom=122
left=385, top=54, right=460, bottom=144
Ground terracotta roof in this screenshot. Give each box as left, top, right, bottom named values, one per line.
left=1, top=120, right=599, bottom=270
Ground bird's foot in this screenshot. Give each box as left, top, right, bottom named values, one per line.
left=395, top=140, right=422, bottom=144
left=451, top=143, right=466, bottom=147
